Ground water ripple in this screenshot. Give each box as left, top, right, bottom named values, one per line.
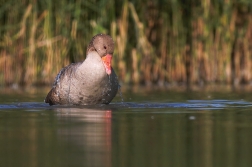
left=0, top=99, right=251, bottom=110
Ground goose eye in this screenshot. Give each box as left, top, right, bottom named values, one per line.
left=104, top=46, right=107, bottom=49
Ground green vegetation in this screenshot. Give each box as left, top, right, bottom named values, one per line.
left=0, top=0, right=252, bottom=86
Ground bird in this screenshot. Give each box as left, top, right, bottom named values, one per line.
left=45, top=34, right=119, bottom=105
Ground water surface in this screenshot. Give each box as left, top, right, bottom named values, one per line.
left=0, top=85, right=252, bottom=167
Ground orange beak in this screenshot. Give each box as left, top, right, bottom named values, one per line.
left=102, top=54, right=112, bottom=75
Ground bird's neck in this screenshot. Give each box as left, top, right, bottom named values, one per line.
left=77, top=51, right=107, bottom=80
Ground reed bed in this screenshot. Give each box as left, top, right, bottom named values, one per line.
left=0, top=0, right=252, bottom=86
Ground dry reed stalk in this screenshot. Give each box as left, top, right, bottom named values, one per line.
left=246, top=15, right=252, bottom=82
left=39, top=36, right=66, bottom=84
left=14, top=4, right=32, bottom=39
left=1, top=0, right=252, bottom=86
left=230, top=8, right=245, bottom=86
left=240, top=14, right=252, bottom=83
left=36, top=36, right=63, bottom=48
left=212, top=26, right=220, bottom=82
left=0, top=51, right=13, bottom=85
left=173, top=55, right=186, bottom=82
left=158, top=13, right=168, bottom=85
left=166, top=37, right=174, bottom=83
left=71, top=20, right=78, bottom=40
left=241, top=40, right=250, bottom=83
left=116, top=1, right=128, bottom=81
left=42, top=10, right=55, bottom=84
left=13, top=4, right=33, bottom=85
left=110, top=21, right=117, bottom=42
left=24, top=11, right=47, bottom=85
left=131, top=49, right=139, bottom=84
left=129, top=2, right=154, bottom=84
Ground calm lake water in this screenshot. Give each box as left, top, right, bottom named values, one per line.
left=1, top=85, right=252, bottom=167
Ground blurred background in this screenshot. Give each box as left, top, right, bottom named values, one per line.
left=1, top=1, right=252, bottom=166
left=0, top=0, right=252, bottom=87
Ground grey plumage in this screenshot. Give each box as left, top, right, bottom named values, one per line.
left=45, top=34, right=119, bottom=105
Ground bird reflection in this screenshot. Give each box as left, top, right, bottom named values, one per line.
left=55, top=107, right=112, bottom=167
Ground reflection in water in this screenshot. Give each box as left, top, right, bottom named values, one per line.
left=2, top=87, right=252, bottom=167
left=112, top=108, right=252, bottom=167
left=0, top=104, right=252, bottom=166
left=56, top=108, right=112, bottom=167
left=0, top=107, right=113, bottom=167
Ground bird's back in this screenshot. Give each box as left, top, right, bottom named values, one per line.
left=45, top=59, right=118, bottom=105
left=45, top=62, right=81, bottom=105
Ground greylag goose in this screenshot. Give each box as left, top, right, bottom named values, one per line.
left=45, top=34, right=119, bottom=105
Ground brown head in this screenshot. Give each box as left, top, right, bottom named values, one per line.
left=87, top=34, right=115, bottom=75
